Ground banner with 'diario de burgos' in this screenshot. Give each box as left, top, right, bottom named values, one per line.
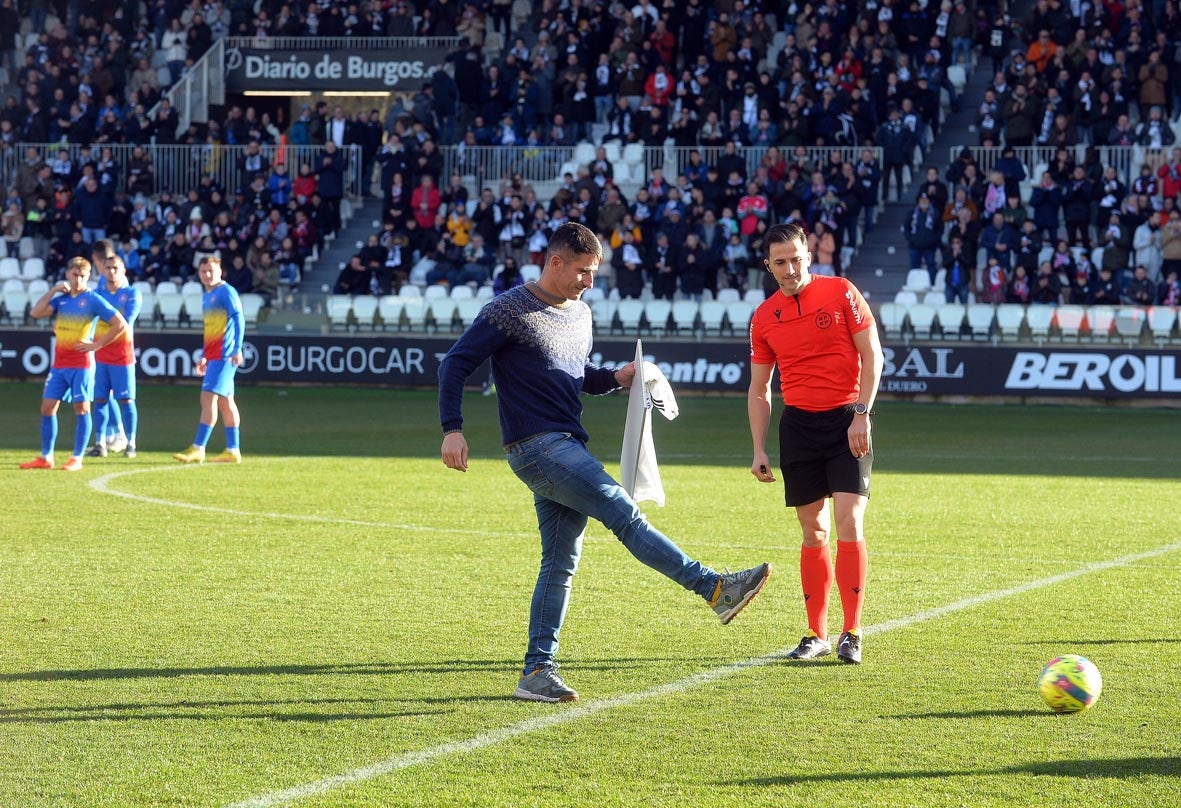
left=224, top=47, right=447, bottom=92
left=0, top=330, right=1179, bottom=398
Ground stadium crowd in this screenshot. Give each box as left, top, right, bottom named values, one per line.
left=2, top=0, right=1181, bottom=311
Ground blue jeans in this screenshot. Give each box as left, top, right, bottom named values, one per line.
left=909, top=247, right=938, bottom=281
left=505, top=431, right=719, bottom=672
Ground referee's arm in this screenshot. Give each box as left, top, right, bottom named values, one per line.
left=748, top=362, right=777, bottom=483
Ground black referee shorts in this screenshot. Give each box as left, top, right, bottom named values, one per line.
left=778, top=405, right=873, bottom=507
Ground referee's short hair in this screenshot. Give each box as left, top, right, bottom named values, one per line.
left=546, top=222, right=603, bottom=263
left=764, top=222, right=808, bottom=260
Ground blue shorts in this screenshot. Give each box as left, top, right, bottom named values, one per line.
left=44, top=366, right=95, bottom=404
left=94, top=362, right=137, bottom=401
left=202, top=358, right=237, bottom=397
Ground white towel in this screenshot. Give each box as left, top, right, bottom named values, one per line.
left=620, top=340, right=679, bottom=506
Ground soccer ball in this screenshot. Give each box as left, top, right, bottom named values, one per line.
left=1038, top=655, right=1103, bottom=713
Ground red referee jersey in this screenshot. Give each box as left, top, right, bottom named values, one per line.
left=749, top=275, right=876, bottom=411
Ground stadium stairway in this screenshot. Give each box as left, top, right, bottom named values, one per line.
left=268, top=198, right=381, bottom=332
left=848, top=58, right=994, bottom=303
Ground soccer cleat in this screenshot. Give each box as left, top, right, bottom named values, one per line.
left=19, top=456, right=54, bottom=470
left=124, top=443, right=137, bottom=458
left=173, top=445, right=206, bottom=463
left=210, top=450, right=242, bottom=464
left=837, top=630, right=862, bottom=664
left=59, top=456, right=84, bottom=472
left=86, top=444, right=107, bottom=458
left=513, top=664, right=579, bottom=703
left=786, top=632, right=832, bottom=660
left=710, top=562, right=772, bottom=624
left=107, top=435, right=128, bottom=453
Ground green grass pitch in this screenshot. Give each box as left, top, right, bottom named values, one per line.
left=1, top=381, right=1179, bottom=807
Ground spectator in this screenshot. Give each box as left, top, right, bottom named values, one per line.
left=316, top=140, right=346, bottom=237
left=1124, top=265, right=1157, bottom=306
left=943, top=235, right=974, bottom=304
left=905, top=193, right=942, bottom=283
left=334, top=255, right=372, bottom=296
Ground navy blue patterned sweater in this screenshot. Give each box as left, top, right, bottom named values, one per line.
left=438, top=285, right=620, bottom=446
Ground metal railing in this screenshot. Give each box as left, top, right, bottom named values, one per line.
left=224, top=36, right=462, bottom=50
left=154, top=37, right=226, bottom=136
left=1, top=142, right=364, bottom=200
left=948, top=145, right=1166, bottom=190
left=438, top=144, right=884, bottom=191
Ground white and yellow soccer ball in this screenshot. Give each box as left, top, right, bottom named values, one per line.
left=1038, top=655, right=1103, bottom=713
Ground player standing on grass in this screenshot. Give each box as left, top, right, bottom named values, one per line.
left=747, top=222, right=883, bottom=664
left=86, top=241, right=129, bottom=456
left=438, top=221, right=772, bottom=704
left=174, top=256, right=246, bottom=464
left=20, top=257, right=127, bottom=471
left=90, top=249, right=142, bottom=458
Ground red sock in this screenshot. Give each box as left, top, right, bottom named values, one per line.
left=800, top=544, right=834, bottom=639
left=835, top=540, right=867, bottom=632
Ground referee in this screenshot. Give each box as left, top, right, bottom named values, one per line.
left=747, top=222, right=884, bottom=664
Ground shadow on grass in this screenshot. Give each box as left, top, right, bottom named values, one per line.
left=726, top=757, right=1181, bottom=786
left=1023, top=638, right=1181, bottom=646
left=0, top=656, right=728, bottom=682
left=890, top=708, right=1049, bottom=719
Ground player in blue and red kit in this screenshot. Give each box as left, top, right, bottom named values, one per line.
left=91, top=252, right=143, bottom=458
left=174, top=255, right=246, bottom=464
left=20, top=257, right=128, bottom=471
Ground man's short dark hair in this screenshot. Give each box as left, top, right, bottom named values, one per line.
left=546, top=222, right=603, bottom=262
left=763, top=222, right=807, bottom=260
left=91, top=238, right=115, bottom=259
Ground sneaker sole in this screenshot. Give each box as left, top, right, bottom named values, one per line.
left=512, top=687, right=578, bottom=703
left=837, top=654, right=861, bottom=665
left=786, top=646, right=832, bottom=660
left=717, top=564, right=772, bottom=625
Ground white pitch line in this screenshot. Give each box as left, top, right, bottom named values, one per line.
left=88, top=465, right=521, bottom=537
left=224, top=540, right=1181, bottom=808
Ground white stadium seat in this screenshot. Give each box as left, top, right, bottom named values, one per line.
left=670, top=300, right=700, bottom=335
left=1025, top=305, right=1054, bottom=342
left=427, top=297, right=457, bottom=332
left=725, top=301, right=754, bottom=335
left=902, top=268, right=931, bottom=293
left=936, top=303, right=966, bottom=338
left=907, top=303, right=937, bottom=339
left=616, top=299, right=645, bottom=333
left=1147, top=306, right=1178, bottom=344
left=352, top=296, right=379, bottom=329
left=877, top=302, right=906, bottom=339
left=326, top=295, right=353, bottom=330
left=644, top=299, right=672, bottom=335
left=378, top=295, right=405, bottom=330
left=239, top=293, right=264, bottom=327
left=995, top=304, right=1026, bottom=341
left=1055, top=305, right=1086, bottom=341
left=1085, top=306, right=1115, bottom=342
left=966, top=303, right=995, bottom=340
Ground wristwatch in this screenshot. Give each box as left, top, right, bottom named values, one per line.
left=853, top=403, right=870, bottom=416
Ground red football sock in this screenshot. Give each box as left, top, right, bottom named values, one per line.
left=800, top=544, right=834, bottom=639
left=835, top=540, right=868, bottom=633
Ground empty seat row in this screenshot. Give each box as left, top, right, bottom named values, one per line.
left=327, top=294, right=485, bottom=333
left=0, top=256, right=46, bottom=282
left=591, top=299, right=754, bottom=337
left=878, top=302, right=1179, bottom=345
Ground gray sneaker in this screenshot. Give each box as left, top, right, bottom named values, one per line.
left=86, top=444, right=107, bottom=458
left=711, top=563, right=772, bottom=624
left=786, top=634, right=832, bottom=660
left=514, top=664, right=579, bottom=703
left=124, top=444, right=137, bottom=459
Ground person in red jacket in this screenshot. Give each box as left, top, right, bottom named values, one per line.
left=411, top=175, right=441, bottom=230
left=1157, top=147, right=1181, bottom=202
left=643, top=63, right=674, bottom=107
